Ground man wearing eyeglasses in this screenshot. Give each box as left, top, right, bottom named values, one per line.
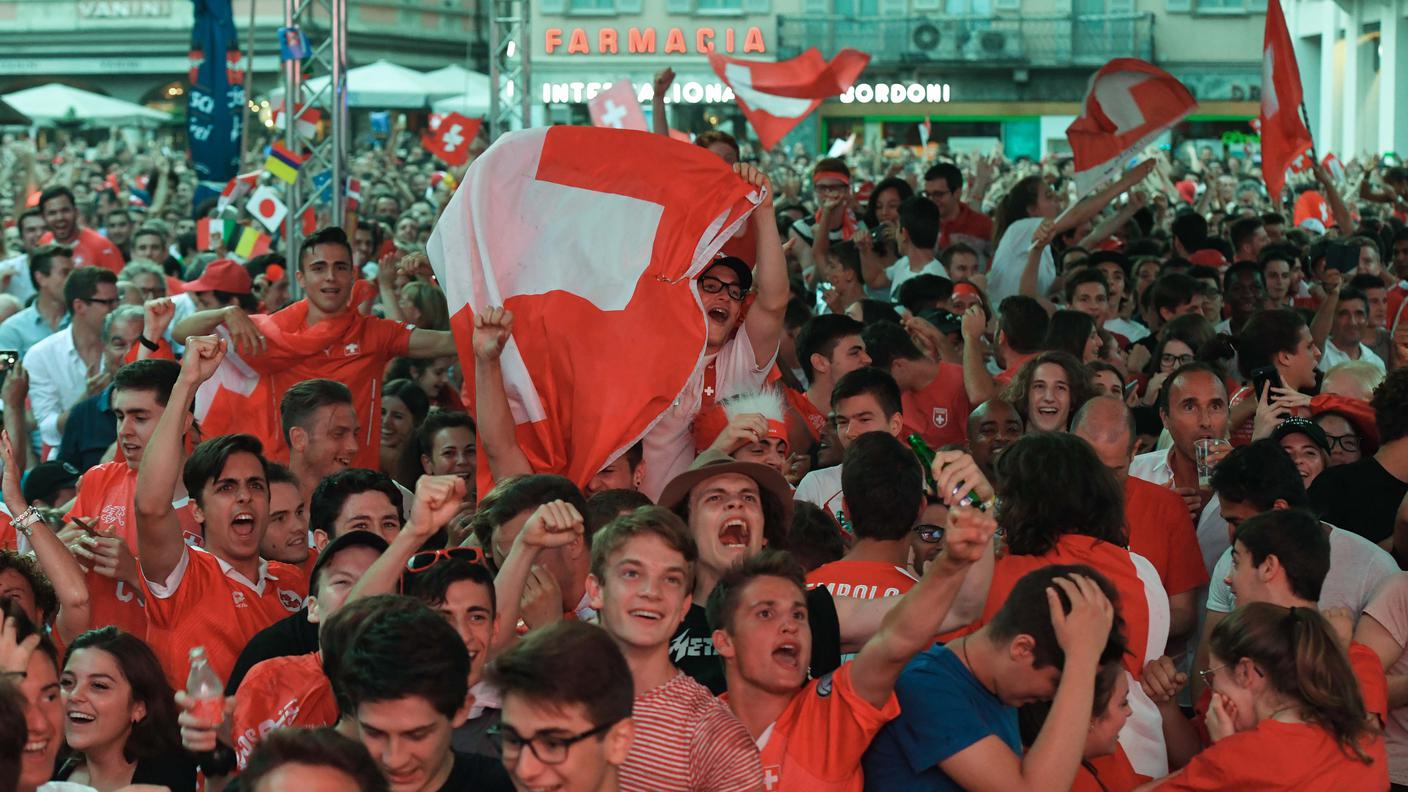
left=488, top=621, right=635, bottom=792
left=25, top=265, right=119, bottom=455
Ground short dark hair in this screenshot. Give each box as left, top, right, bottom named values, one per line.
left=1041, top=310, right=1097, bottom=360
left=112, top=359, right=182, bottom=407
left=1336, top=287, right=1369, bottom=311
left=997, top=295, right=1049, bottom=354
left=994, top=432, right=1127, bottom=555
left=0, top=551, right=58, bottom=625
left=1234, top=309, right=1308, bottom=378
left=403, top=555, right=497, bottom=616
left=860, top=320, right=924, bottom=370
left=1233, top=509, right=1329, bottom=603
left=923, top=162, right=963, bottom=193
left=1151, top=273, right=1200, bottom=317
left=898, top=196, right=940, bottom=250
left=1258, top=242, right=1301, bottom=272
left=829, top=366, right=903, bottom=417
left=1348, top=274, right=1387, bottom=293
left=416, top=409, right=475, bottom=456
left=265, top=461, right=298, bottom=489
left=487, top=620, right=633, bottom=729
left=585, top=488, right=654, bottom=536
left=183, top=434, right=268, bottom=508
left=64, top=627, right=182, bottom=762
left=1156, top=361, right=1228, bottom=416
left=1063, top=268, right=1109, bottom=303
left=814, top=157, right=851, bottom=181
left=309, top=468, right=404, bottom=539
left=320, top=595, right=423, bottom=713
left=38, top=185, right=76, bottom=213
left=1211, top=439, right=1308, bottom=511
left=590, top=506, right=697, bottom=591
left=242, top=728, right=388, bottom=792
left=281, top=379, right=354, bottom=443
left=939, top=242, right=979, bottom=269
left=1171, top=211, right=1208, bottom=251
left=894, top=274, right=953, bottom=314
left=796, top=314, right=866, bottom=381
left=841, top=433, right=923, bottom=541
left=470, top=474, right=587, bottom=559
left=28, top=243, right=73, bottom=290
left=695, top=130, right=740, bottom=158
left=337, top=597, right=469, bottom=720
left=988, top=564, right=1127, bottom=670
left=64, top=266, right=117, bottom=310
left=299, top=226, right=354, bottom=271
left=785, top=502, right=846, bottom=573
left=705, top=549, right=807, bottom=634
left=827, top=240, right=863, bottom=286
left=1372, top=368, right=1408, bottom=445
left=1229, top=217, right=1265, bottom=252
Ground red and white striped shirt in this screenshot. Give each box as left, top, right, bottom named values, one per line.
left=620, top=671, right=763, bottom=792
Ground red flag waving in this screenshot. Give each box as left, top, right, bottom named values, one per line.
left=710, top=48, right=869, bottom=151
left=424, top=112, right=482, bottom=167
left=1066, top=59, right=1196, bottom=195
left=427, top=126, right=766, bottom=489
left=1259, top=0, right=1313, bottom=201
left=588, top=81, right=648, bottom=130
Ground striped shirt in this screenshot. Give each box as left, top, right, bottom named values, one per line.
left=620, top=671, right=763, bottom=792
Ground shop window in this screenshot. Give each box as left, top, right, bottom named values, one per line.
left=696, top=0, right=743, bottom=11
left=568, top=0, right=615, bottom=12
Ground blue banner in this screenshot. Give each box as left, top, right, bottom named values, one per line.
left=188, top=0, right=244, bottom=211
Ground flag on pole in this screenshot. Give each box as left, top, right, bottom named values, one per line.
left=918, top=116, right=932, bottom=148
left=197, top=217, right=237, bottom=251
left=709, top=48, right=870, bottom=150
left=588, top=82, right=648, bottom=130
left=246, top=185, right=288, bottom=232
left=233, top=226, right=273, bottom=259
left=426, top=126, right=766, bottom=489
left=273, top=102, right=321, bottom=140
left=1259, top=0, right=1314, bottom=201
left=423, top=113, right=482, bottom=167
left=1066, top=59, right=1196, bottom=196
left=217, top=171, right=259, bottom=212
left=346, top=177, right=362, bottom=212
left=264, top=141, right=306, bottom=184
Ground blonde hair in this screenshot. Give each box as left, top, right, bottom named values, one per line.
left=1322, top=361, right=1385, bottom=401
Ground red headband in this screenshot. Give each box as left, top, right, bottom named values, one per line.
left=952, top=282, right=981, bottom=298
left=813, top=171, right=851, bottom=186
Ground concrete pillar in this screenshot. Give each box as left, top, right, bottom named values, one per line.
left=1318, top=8, right=1338, bottom=151
left=1382, top=0, right=1408, bottom=156
left=1342, top=0, right=1360, bottom=155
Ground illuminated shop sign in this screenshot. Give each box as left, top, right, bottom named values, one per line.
left=543, top=26, right=766, bottom=55
left=541, top=80, right=735, bottom=104
left=839, top=82, right=952, bottom=104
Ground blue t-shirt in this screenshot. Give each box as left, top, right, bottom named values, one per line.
left=862, top=644, right=1021, bottom=790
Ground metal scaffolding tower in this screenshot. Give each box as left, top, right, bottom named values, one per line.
left=282, top=0, right=347, bottom=268
left=487, top=0, right=532, bottom=139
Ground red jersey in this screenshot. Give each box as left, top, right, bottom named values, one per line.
left=751, top=662, right=899, bottom=792
left=233, top=652, right=337, bottom=769
left=141, top=547, right=306, bottom=689
left=806, top=560, right=918, bottom=600
left=246, top=300, right=412, bottom=469
left=67, top=461, right=205, bottom=638
left=1153, top=719, right=1387, bottom=790
left=900, top=363, right=970, bottom=449
left=936, top=202, right=994, bottom=254
left=0, top=511, right=14, bottom=552
left=40, top=227, right=124, bottom=273
left=786, top=388, right=827, bottom=443
left=1123, top=477, right=1210, bottom=598
left=1075, top=746, right=1146, bottom=792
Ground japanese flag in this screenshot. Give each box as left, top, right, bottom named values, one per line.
left=246, top=185, right=288, bottom=232
left=710, top=48, right=869, bottom=150
left=424, top=113, right=482, bottom=167
left=588, top=82, right=648, bottom=130
left=427, top=126, right=765, bottom=489
left=1066, top=59, right=1196, bottom=195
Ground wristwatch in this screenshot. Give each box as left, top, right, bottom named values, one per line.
left=13, top=506, right=41, bottom=537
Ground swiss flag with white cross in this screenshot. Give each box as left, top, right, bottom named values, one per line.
left=423, top=112, right=482, bottom=167
left=427, top=126, right=765, bottom=488
left=1065, top=58, right=1196, bottom=195
left=588, top=81, right=648, bottom=131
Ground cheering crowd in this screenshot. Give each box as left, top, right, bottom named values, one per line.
left=0, top=118, right=1406, bottom=792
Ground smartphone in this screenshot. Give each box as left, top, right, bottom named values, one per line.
left=1325, top=242, right=1358, bottom=273
left=1250, top=365, right=1282, bottom=397
left=0, top=350, right=16, bottom=386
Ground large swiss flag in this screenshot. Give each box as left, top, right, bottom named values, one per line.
left=427, top=126, right=765, bottom=488
left=1259, top=0, right=1314, bottom=201
left=1066, top=59, right=1196, bottom=195
left=710, top=48, right=869, bottom=150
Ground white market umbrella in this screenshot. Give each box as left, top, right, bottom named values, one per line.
left=298, top=60, right=447, bottom=109
left=2, top=83, right=169, bottom=128
left=428, top=65, right=491, bottom=116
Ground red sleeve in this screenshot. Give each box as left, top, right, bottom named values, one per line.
left=1152, top=730, right=1269, bottom=790
left=233, top=661, right=278, bottom=769
left=364, top=315, right=412, bottom=358
left=1349, top=641, right=1389, bottom=722
left=123, top=338, right=177, bottom=365
left=1154, top=490, right=1211, bottom=596
left=783, top=663, right=900, bottom=780
left=0, top=513, right=14, bottom=552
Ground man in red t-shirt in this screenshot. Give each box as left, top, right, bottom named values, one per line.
left=136, top=336, right=307, bottom=688
left=1073, top=396, right=1209, bottom=643
left=862, top=321, right=970, bottom=449
left=171, top=227, right=457, bottom=471
left=924, top=163, right=993, bottom=262
left=36, top=186, right=124, bottom=273
left=794, top=315, right=871, bottom=442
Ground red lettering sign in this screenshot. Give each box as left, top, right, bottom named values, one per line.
left=545, top=26, right=767, bottom=56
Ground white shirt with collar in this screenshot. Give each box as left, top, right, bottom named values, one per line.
left=0, top=253, right=34, bottom=303
left=1318, top=339, right=1387, bottom=374
left=25, top=325, right=97, bottom=451
left=1127, top=448, right=1229, bottom=575
left=886, top=255, right=948, bottom=297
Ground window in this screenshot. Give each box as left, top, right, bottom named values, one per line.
left=696, top=0, right=743, bottom=10
left=568, top=0, right=614, bottom=11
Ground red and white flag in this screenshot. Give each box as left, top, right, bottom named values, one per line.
left=588, top=82, right=648, bottom=130
left=426, top=126, right=765, bottom=489
left=1066, top=59, right=1196, bottom=195
left=217, top=172, right=260, bottom=213
left=710, top=48, right=869, bottom=150
left=246, top=185, right=288, bottom=232
left=423, top=113, right=482, bottom=167
left=1259, top=0, right=1313, bottom=201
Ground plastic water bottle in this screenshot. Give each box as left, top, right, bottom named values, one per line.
left=186, top=646, right=224, bottom=725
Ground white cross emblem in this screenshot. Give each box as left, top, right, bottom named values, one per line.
left=762, top=766, right=780, bottom=790
left=600, top=100, right=627, bottom=128
left=441, top=123, right=465, bottom=152
left=703, top=385, right=715, bottom=397
left=344, top=343, right=360, bottom=356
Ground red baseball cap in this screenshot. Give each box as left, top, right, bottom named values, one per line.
left=185, top=259, right=253, bottom=294
left=1188, top=248, right=1228, bottom=269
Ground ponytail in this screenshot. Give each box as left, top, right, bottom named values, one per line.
left=1211, top=603, right=1376, bottom=763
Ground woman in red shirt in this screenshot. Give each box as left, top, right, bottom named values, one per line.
left=1138, top=603, right=1387, bottom=790
left=1021, top=662, right=1147, bottom=792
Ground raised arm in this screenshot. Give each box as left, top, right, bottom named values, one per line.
left=491, top=500, right=584, bottom=648
left=960, top=306, right=998, bottom=405
left=1018, top=222, right=1058, bottom=315
left=1314, top=162, right=1355, bottom=236
left=1310, top=269, right=1343, bottom=352
left=346, top=474, right=466, bottom=603
left=171, top=305, right=267, bottom=357
left=2, top=361, right=29, bottom=476
left=1052, top=159, right=1157, bottom=240
left=651, top=69, right=673, bottom=137
left=473, top=307, right=533, bottom=480
left=135, top=335, right=219, bottom=584
left=848, top=506, right=996, bottom=707
left=737, top=164, right=787, bottom=369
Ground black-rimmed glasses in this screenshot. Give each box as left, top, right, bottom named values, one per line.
left=698, top=275, right=745, bottom=302
left=491, top=721, right=619, bottom=765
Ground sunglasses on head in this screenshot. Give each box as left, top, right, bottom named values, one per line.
left=405, top=546, right=485, bottom=574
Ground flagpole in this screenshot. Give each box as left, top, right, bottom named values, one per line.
left=1298, top=101, right=1317, bottom=163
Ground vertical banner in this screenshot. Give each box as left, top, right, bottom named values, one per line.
left=188, top=0, right=245, bottom=211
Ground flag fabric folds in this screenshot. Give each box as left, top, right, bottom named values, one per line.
left=427, top=126, right=766, bottom=489
left=1066, top=58, right=1196, bottom=195
left=588, top=82, right=648, bottom=130
left=264, top=141, right=306, bottom=184
left=709, top=48, right=870, bottom=151
left=1259, top=0, right=1314, bottom=200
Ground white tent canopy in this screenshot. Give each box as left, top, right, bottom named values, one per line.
left=297, top=60, right=459, bottom=109
left=428, top=65, right=491, bottom=116
left=2, top=83, right=169, bottom=128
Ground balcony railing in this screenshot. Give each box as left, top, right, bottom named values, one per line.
left=777, top=13, right=1155, bottom=68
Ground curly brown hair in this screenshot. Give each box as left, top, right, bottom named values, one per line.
left=1001, top=350, right=1098, bottom=432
